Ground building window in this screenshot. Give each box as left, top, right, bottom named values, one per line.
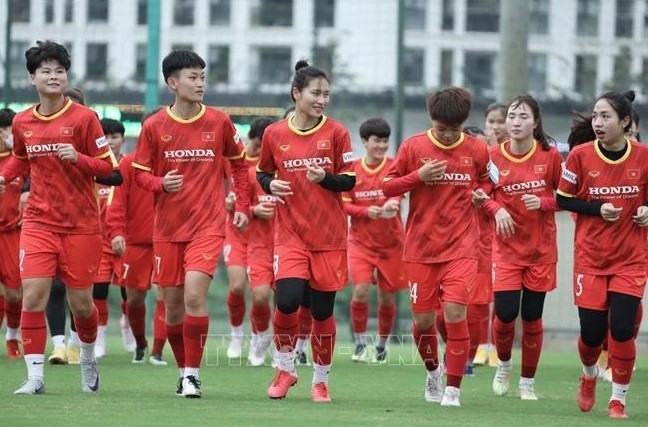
left=466, top=0, right=500, bottom=32
left=64, top=0, right=74, bottom=22
left=86, top=43, right=108, bottom=80
left=137, top=0, right=147, bottom=25
left=440, top=49, right=453, bottom=86
left=405, top=0, right=426, bottom=30
left=464, top=51, right=496, bottom=97
left=528, top=53, right=547, bottom=94
left=251, top=0, right=293, bottom=27
left=575, top=54, right=597, bottom=98
left=12, top=0, right=31, bottom=23
left=257, top=47, right=292, bottom=84
left=209, top=0, right=230, bottom=26
left=442, top=0, right=454, bottom=31
left=642, top=57, right=648, bottom=97
left=87, top=0, right=109, bottom=23
left=135, top=44, right=147, bottom=82
left=10, top=41, right=29, bottom=80
left=314, top=0, right=335, bottom=28
left=208, top=45, right=230, bottom=84
left=612, top=47, right=633, bottom=90
left=174, top=0, right=195, bottom=26
left=403, top=48, right=424, bottom=86
left=615, top=0, right=634, bottom=38
left=171, top=44, right=194, bottom=52
left=45, top=0, right=55, bottom=23
left=577, top=0, right=599, bottom=37
left=529, top=0, right=549, bottom=35
left=313, top=45, right=334, bottom=74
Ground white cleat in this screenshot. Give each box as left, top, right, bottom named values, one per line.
left=95, top=328, right=107, bottom=359
left=492, top=362, right=512, bottom=396
left=248, top=333, right=272, bottom=367
left=440, top=386, right=461, bottom=407
left=519, top=380, right=538, bottom=401
left=424, top=367, right=444, bottom=403
left=182, top=375, right=202, bottom=398
left=14, top=377, right=45, bottom=395
left=80, top=358, right=100, bottom=393
left=227, top=335, right=244, bottom=359
left=120, top=315, right=137, bottom=353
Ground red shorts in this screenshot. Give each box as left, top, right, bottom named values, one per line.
left=405, top=258, right=478, bottom=313
left=117, top=244, right=153, bottom=291
left=247, top=244, right=273, bottom=288
left=348, top=243, right=407, bottom=292
left=20, top=228, right=102, bottom=289
left=471, top=271, right=493, bottom=304
left=574, top=271, right=647, bottom=310
left=153, top=235, right=223, bottom=287
left=223, top=228, right=247, bottom=267
left=274, top=244, right=347, bottom=292
left=94, top=251, right=124, bottom=283
left=493, top=262, right=557, bottom=293
left=0, top=229, right=21, bottom=289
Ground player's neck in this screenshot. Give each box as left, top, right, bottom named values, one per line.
left=170, top=100, right=202, bottom=120
left=364, top=155, right=382, bottom=166
left=291, top=112, right=322, bottom=131
left=600, top=136, right=627, bottom=152
left=37, top=94, right=66, bottom=116
left=509, top=137, right=534, bottom=155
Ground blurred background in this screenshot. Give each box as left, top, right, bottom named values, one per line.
left=1, top=0, right=647, bottom=339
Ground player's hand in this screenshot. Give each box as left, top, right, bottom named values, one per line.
left=19, top=191, right=29, bottom=212
left=484, top=128, right=498, bottom=146
left=253, top=202, right=275, bottom=219
left=494, top=208, right=516, bottom=238
left=367, top=205, right=382, bottom=219
left=163, top=169, right=183, bottom=192
left=269, top=179, right=293, bottom=204
left=233, top=211, right=248, bottom=230
left=417, top=159, right=448, bottom=183
left=633, top=206, right=648, bottom=226
left=472, top=189, right=490, bottom=207
left=306, top=164, right=326, bottom=183
left=601, top=203, right=622, bottom=222
left=521, top=194, right=541, bottom=210
left=111, top=235, right=126, bottom=256
left=57, top=143, right=78, bottom=163
left=0, top=176, right=5, bottom=195
left=225, top=192, right=236, bottom=212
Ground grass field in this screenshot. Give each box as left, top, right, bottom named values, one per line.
left=1, top=337, right=647, bottom=426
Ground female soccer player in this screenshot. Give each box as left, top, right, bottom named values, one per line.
left=557, top=90, right=648, bottom=419
left=257, top=60, right=355, bottom=402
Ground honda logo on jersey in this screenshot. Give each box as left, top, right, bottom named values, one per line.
left=164, top=149, right=216, bottom=163
left=282, top=157, right=333, bottom=171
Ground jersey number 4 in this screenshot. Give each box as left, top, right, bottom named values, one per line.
left=409, top=281, right=418, bottom=304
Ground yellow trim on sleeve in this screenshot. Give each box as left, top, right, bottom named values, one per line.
left=556, top=189, right=574, bottom=198
left=342, top=197, right=353, bottom=202
left=107, top=186, right=115, bottom=206
left=226, top=150, right=246, bottom=160
left=132, top=162, right=152, bottom=172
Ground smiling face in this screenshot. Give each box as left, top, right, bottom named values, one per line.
left=362, top=135, right=389, bottom=163
left=167, top=67, right=206, bottom=103
left=592, top=99, right=630, bottom=146
left=30, top=59, right=68, bottom=97
left=292, top=77, right=330, bottom=120
left=506, top=102, right=536, bottom=143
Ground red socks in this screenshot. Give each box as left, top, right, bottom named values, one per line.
left=445, top=320, right=470, bottom=388
left=378, top=304, right=396, bottom=339
left=21, top=311, right=47, bottom=354
left=152, top=300, right=167, bottom=355
left=609, top=338, right=635, bottom=385
left=227, top=291, right=245, bottom=328
left=435, top=314, right=448, bottom=343
left=5, top=298, right=22, bottom=329
left=127, top=303, right=147, bottom=349
left=184, top=315, right=209, bottom=369
left=0, top=294, right=5, bottom=328
left=74, top=306, right=99, bottom=344
left=521, top=319, right=543, bottom=378
left=493, top=316, right=516, bottom=362
left=251, top=303, right=271, bottom=334
left=297, top=305, right=312, bottom=340
left=94, top=298, right=108, bottom=326
left=468, top=304, right=489, bottom=357
left=412, top=322, right=439, bottom=371
left=350, top=300, right=368, bottom=335
left=578, top=335, right=602, bottom=367
left=311, top=317, right=336, bottom=365
left=166, top=323, right=185, bottom=368
left=273, top=309, right=298, bottom=351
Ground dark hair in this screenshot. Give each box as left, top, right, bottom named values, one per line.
left=463, top=125, right=485, bottom=138
left=631, top=108, right=642, bottom=141
left=567, top=112, right=595, bottom=151
left=282, top=105, right=296, bottom=119
left=100, top=118, right=125, bottom=136
left=596, top=90, right=635, bottom=132
left=484, top=103, right=507, bottom=118
left=0, top=108, right=16, bottom=128
left=290, top=60, right=329, bottom=102
left=141, top=106, right=164, bottom=125
left=507, top=95, right=555, bottom=151
left=65, top=87, right=85, bottom=105
left=248, top=117, right=274, bottom=140
left=162, top=50, right=206, bottom=82
left=25, top=40, right=71, bottom=74
left=427, top=87, right=472, bottom=127
left=359, top=118, right=391, bottom=140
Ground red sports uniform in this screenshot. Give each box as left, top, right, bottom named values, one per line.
left=342, top=157, right=406, bottom=291
left=558, top=140, right=648, bottom=309
left=5, top=99, right=117, bottom=288
left=132, top=105, right=249, bottom=286
left=246, top=166, right=277, bottom=288
left=485, top=141, right=563, bottom=293
left=95, top=153, right=124, bottom=284
left=256, top=116, right=355, bottom=291
left=0, top=152, right=24, bottom=290
left=472, top=209, right=494, bottom=304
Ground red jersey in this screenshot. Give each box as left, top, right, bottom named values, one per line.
left=247, top=166, right=277, bottom=251
left=487, top=141, right=563, bottom=265
left=225, top=154, right=259, bottom=245
left=558, top=140, right=648, bottom=274
left=9, top=100, right=116, bottom=234
left=384, top=130, right=490, bottom=263
left=0, top=153, right=24, bottom=230
left=105, top=154, right=153, bottom=246
left=342, top=157, right=404, bottom=254
left=132, top=105, right=248, bottom=242
left=257, top=116, right=355, bottom=251
left=476, top=209, right=493, bottom=271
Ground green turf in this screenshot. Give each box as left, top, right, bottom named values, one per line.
left=1, top=338, right=647, bottom=426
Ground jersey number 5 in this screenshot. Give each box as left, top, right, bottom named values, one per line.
left=575, top=274, right=584, bottom=297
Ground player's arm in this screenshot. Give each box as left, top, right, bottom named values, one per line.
left=0, top=155, right=30, bottom=187
left=382, top=143, right=430, bottom=197
left=556, top=152, right=602, bottom=216
left=342, top=195, right=371, bottom=218
left=95, top=169, right=123, bottom=186
left=228, top=155, right=250, bottom=216
left=536, top=151, right=564, bottom=212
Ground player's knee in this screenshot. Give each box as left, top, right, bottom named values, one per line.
left=92, top=282, right=110, bottom=299
left=251, top=288, right=270, bottom=306
left=311, top=291, right=336, bottom=321
left=609, top=323, right=634, bottom=342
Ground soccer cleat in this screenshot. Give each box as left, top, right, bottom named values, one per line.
left=472, top=344, right=488, bottom=366
left=351, top=344, right=370, bottom=363
left=440, top=386, right=461, bottom=407
left=577, top=374, right=597, bottom=412
left=66, top=345, right=80, bottom=365
left=227, top=335, right=244, bottom=359
left=464, top=361, right=475, bottom=377
left=608, top=399, right=628, bottom=419
left=488, top=348, right=499, bottom=367
left=373, top=346, right=388, bottom=364
left=492, top=362, right=512, bottom=396
left=6, top=339, right=22, bottom=359
left=182, top=375, right=202, bottom=398
left=95, top=328, right=107, bottom=359
left=519, top=380, right=538, bottom=400
left=48, top=347, right=68, bottom=365
left=132, top=347, right=147, bottom=364
left=311, top=382, right=332, bottom=402
left=267, top=369, right=298, bottom=399
left=14, top=378, right=45, bottom=395
left=424, top=367, right=444, bottom=403
left=80, top=358, right=100, bottom=393
left=295, top=349, right=310, bottom=366
left=175, top=377, right=183, bottom=396
left=248, top=334, right=272, bottom=367
left=120, top=314, right=136, bottom=353
left=601, top=367, right=612, bottom=383
left=149, top=354, right=168, bottom=366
